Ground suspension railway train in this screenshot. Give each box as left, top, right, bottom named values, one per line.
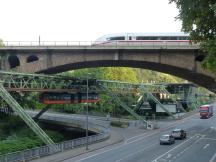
left=94, top=32, right=190, bottom=45
left=39, top=92, right=99, bottom=104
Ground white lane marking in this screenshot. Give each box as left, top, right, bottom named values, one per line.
left=73, top=113, right=199, bottom=162
left=166, top=154, right=172, bottom=158
left=209, top=152, right=216, bottom=162
left=203, top=144, right=210, bottom=149
left=152, top=134, right=199, bottom=162
left=125, top=132, right=148, bottom=143
left=126, top=131, right=159, bottom=144
left=75, top=131, right=159, bottom=162
left=115, top=142, right=157, bottom=162
left=201, top=137, right=216, bottom=141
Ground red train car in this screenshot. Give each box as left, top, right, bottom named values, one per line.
left=39, top=92, right=99, bottom=105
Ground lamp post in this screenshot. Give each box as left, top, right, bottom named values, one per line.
left=86, top=73, right=90, bottom=150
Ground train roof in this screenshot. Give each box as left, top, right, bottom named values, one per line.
left=96, top=32, right=189, bottom=41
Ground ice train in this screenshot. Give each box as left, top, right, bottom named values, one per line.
left=94, top=32, right=190, bottom=45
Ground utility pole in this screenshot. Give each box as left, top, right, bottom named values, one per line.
left=86, top=73, right=90, bottom=150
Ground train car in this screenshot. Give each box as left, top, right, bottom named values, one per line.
left=39, top=92, right=71, bottom=104
left=78, top=92, right=99, bottom=103
left=39, top=92, right=99, bottom=105
left=199, top=104, right=213, bottom=119
left=93, top=32, right=190, bottom=47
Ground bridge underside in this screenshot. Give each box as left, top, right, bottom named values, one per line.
left=37, top=60, right=216, bottom=93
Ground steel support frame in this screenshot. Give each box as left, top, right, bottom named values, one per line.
left=0, top=83, right=57, bottom=148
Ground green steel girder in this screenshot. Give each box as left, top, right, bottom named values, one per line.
left=0, top=71, right=197, bottom=120
left=0, top=84, right=58, bottom=150
left=97, top=80, right=168, bottom=94
left=0, top=70, right=97, bottom=92
left=98, top=85, right=148, bottom=128
left=139, top=84, right=177, bottom=119
left=160, top=86, right=187, bottom=113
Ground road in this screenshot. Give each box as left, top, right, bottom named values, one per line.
left=62, top=107, right=216, bottom=162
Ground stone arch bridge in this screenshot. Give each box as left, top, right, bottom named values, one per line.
left=0, top=43, right=215, bottom=92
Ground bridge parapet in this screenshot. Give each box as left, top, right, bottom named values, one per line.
left=0, top=41, right=199, bottom=50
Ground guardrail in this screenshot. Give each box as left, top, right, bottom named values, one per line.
left=0, top=132, right=110, bottom=162
left=0, top=112, right=110, bottom=162
left=0, top=41, right=199, bottom=49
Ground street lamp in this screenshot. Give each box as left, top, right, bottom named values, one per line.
left=86, top=73, right=90, bottom=150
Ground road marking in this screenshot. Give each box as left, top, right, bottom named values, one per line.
left=209, top=152, right=216, bottom=162
left=72, top=112, right=199, bottom=162
left=75, top=131, right=159, bottom=162
left=115, top=142, right=157, bottom=162
left=203, top=144, right=210, bottom=149
left=166, top=154, right=172, bottom=159
left=125, top=132, right=148, bottom=143
left=151, top=134, right=199, bottom=162
left=125, top=131, right=159, bottom=144
left=201, top=137, right=216, bottom=141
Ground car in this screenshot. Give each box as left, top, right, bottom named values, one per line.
left=171, top=129, right=187, bottom=139
left=159, top=134, right=175, bottom=145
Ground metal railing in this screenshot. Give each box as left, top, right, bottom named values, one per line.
left=0, top=131, right=110, bottom=162
left=0, top=41, right=199, bottom=49
left=0, top=110, right=110, bottom=162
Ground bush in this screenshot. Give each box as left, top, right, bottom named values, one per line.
left=0, top=116, right=64, bottom=155
left=110, top=121, right=129, bottom=128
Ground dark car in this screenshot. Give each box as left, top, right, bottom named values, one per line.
left=160, top=134, right=175, bottom=145
left=171, top=129, right=187, bottom=139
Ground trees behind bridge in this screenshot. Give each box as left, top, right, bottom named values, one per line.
left=169, top=0, right=216, bottom=74
left=56, top=68, right=185, bottom=116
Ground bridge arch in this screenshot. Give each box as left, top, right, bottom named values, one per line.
left=38, top=60, right=215, bottom=92
left=8, top=55, right=20, bottom=69
left=26, top=55, right=39, bottom=63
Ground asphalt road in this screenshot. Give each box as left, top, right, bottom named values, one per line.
left=63, top=107, right=216, bottom=162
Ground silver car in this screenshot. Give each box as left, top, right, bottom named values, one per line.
left=160, top=134, right=175, bottom=145
left=171, top=129, right=187, bottom=139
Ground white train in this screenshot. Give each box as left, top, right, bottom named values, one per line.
left=94, top=32, right=190, bottom=46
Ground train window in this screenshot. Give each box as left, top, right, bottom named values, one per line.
left=136, top=36, right=159, bottom=40
left=180, top=37, right=189, bottom=40
left=170, top=37, right=178, bottom=40
left=136, top=36, right=150, bottom=40
left=109, top=37, right=125, bottom=41
left=161, top=37, right=170, bottom=40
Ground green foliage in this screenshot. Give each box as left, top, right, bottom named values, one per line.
left=52, top=103, right=85, bottom=114
left=55, top=67, right=187, bottom=116
left=0, top=39, right=3, bottom=46
left=104, top=67, right=138, bottom=83
left=110, top=121, right=129, bottom=128
left=64, top=68, right=105, bottom=79
left=0, top=116, right=64, bottom=155
left=169, top=0, right=216, bottom=73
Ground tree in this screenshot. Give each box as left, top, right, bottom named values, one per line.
left=169, top=0, right=216, bottom=73
left=104, top=67, right=138, bottom=83
left=0, top=39, right=3, bottom=46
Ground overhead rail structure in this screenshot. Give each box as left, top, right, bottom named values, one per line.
left=0, top=70, right=97, bottom=92
left=0, top=71, right=97, bottom=149
left=98, top=84, right=148, bottom=128
left=0, top=84, right=56, bottom=148
left=0, top=70, right=201, bottom=144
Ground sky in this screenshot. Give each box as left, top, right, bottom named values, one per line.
left=0, top=0, right=182, bottom=42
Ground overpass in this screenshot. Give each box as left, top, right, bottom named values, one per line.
left=0, top=41, right=215, bottom=92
